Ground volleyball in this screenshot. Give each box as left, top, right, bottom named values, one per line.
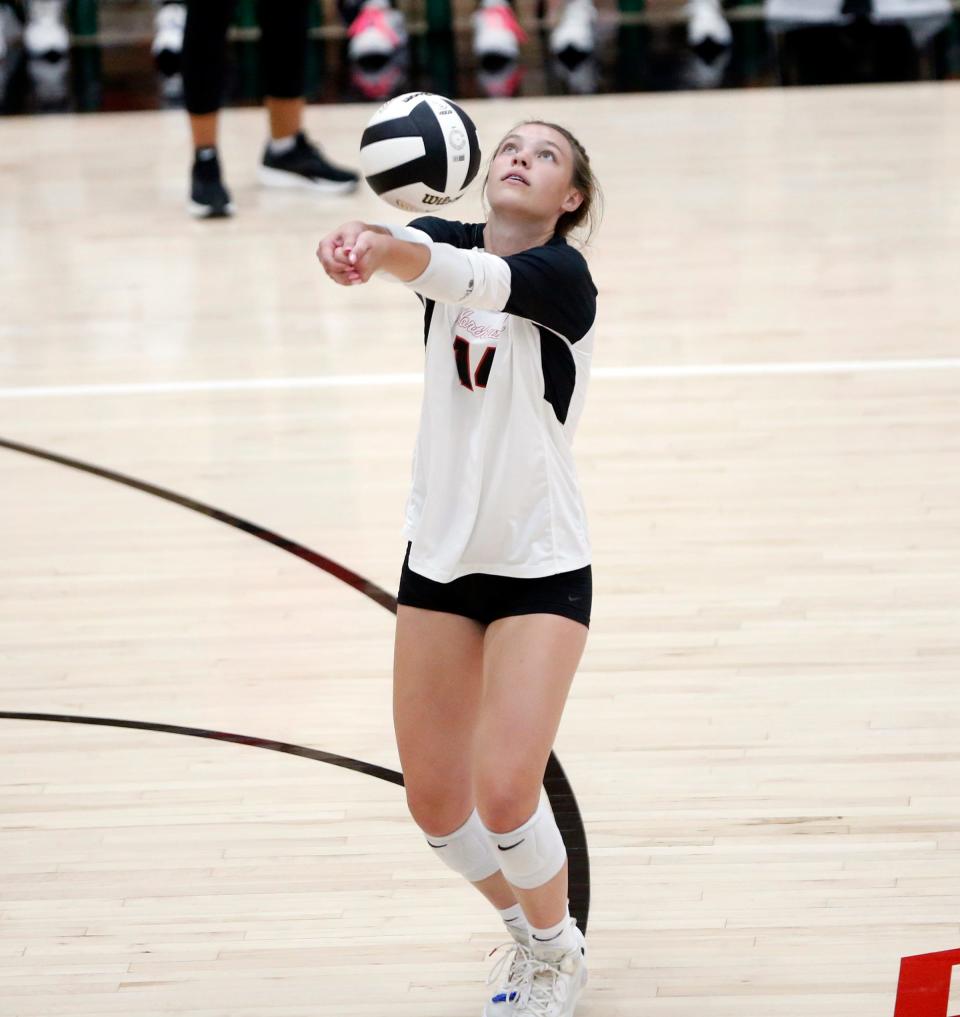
left=359, top=92, right=482, bottom=213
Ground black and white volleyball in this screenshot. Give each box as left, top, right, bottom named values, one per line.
left=359, top=92, right=481, bottom=213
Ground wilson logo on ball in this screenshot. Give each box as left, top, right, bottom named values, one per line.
left=359, top=92, right=482, bottom=213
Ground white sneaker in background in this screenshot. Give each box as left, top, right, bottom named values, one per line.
left=550, top=0, right=597, bottom=61
left=152, top=2, right=185, bottom=76
left=27, top=51, right=69, bottom=105
left=552, top=52, right=599, bottom=93
left=473, top=0, right=527, bottom=66
left=685, top=46, right=731, bottom=88
left=350, top=47, right=407, bottom=99
left=24, top=0, right=69, bottom=60
left=477, top=57, right=524, bottom=96
left=348, top=0, right=407, bottom=64
left=687, top=0, right=732, bottom=48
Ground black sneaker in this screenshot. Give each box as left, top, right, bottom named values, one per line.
left=259, top=132, right=359, bottom=194
left=189, top=148, right=234, bottom=219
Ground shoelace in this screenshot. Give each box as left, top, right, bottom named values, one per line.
left=486, top=942, right=538, bottom=1003
left=514, top=957, right=571, bottom=1016
left=481, top=4, right=528, bottom=43
left=349, top=4, right=401, bottom=46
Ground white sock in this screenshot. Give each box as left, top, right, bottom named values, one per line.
left=529, top=907, right=576, bottom=958
left=268, top=134, right=297, bottom=155
left=498, top=902, right=529, bottom=942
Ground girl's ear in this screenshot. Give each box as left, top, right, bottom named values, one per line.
left=561, top=189, right=584, bottom=214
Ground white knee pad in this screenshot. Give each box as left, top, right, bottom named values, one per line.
left=425, top=808, right=501, bottom=884
left=484, top=799, right=568, bottom=890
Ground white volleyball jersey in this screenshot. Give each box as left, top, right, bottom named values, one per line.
left=381, top=217, right=597, bottom=584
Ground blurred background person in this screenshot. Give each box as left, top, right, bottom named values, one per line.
left=687, top=0, right=732, bottom=52
left=23, top=0, right=68, bottom=60
left=340, top=0, right=607, bottom=98
left=684, top=0, right=733, bottom=90
left=151, top=0, right=186, bottom=101
left=547, top=0, right=600, bottom=93
left=152, top=0, right=185, bottom=75
left=766, top=0, right=952, bottom=85
left=0, top=0, right=71, bottom=108
left=182, top=0, right=359, bottom=219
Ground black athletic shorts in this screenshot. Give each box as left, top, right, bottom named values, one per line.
left=397, top=543, right=592, bottom=628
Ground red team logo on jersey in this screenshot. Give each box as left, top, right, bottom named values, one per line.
left=894, top=948, right=960, bottom=1017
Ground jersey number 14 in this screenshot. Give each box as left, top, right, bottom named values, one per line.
left=453, top=337, right=496, bottom=391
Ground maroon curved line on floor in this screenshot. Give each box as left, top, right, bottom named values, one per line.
left=0, top=436, right=397, bottom=612
left=0, top=710, right=404, bottom=784
left=0, top=435, right=591, bottom=933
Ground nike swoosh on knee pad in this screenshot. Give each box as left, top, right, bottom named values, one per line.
left=498, top=838, right=526, bottom=851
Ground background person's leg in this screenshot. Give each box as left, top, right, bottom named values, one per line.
left=182, top=0, right=237, bottom=217
left=255, top=0, right=359, bottom=194
left=257, top=0, right=309, bottom=139
left=183, top=0, right=236, bottom=136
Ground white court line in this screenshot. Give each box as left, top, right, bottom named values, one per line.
left=1, top=358, right=960, bottom=399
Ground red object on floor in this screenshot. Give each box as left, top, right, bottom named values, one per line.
left=894, top=948, right=960, bottom=1017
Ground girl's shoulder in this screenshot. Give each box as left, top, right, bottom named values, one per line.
left=407, top=217, right=485, bottom=249
left=507, top=238, right=597, bottom=298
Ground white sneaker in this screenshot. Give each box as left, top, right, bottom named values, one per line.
left=473, top=0, right=527, bottom=65
left=552, top=52, right=599, bottom=94
left=685, top=46, right=730, bottom=88
left=348, top=0, right=407, bottom=63
left=28, top=50, right=69, bottom=105
left=687, top=0, right=732, bottom=48
left=549, top=0, right=597, bottom=60
left=512, top=919, right=587, bottom=1017
left=484, top=939, right=537, bottom=1017
left=477, top=57, right=523, bottom=97
left=24, top=0, right=69, bottom=59
left=349, top=48, right=407, bottom=99
left=152, top=2, right=185, bottom=74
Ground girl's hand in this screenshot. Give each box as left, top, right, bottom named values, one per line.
left=316, top=222, right=384, bottom=286
left=345, top=230, right=392, bottom=284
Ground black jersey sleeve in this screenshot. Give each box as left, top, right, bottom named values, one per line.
left=500, top=242, right=597, bottom=344
left=407, top=217, right=486, bottom=249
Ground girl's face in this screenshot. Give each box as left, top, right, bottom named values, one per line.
left=486, top=124, right=584, bottom=226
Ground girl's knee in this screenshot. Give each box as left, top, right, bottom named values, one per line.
left=474, top=769, right=542, bottom=834
left=404, top=785, right=474, bottom=838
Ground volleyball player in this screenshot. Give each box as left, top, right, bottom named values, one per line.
left=316, top=122, right=600, bottom=1017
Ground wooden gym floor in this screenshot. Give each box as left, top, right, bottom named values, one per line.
left=1, top=83, right=959, bottom=1015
